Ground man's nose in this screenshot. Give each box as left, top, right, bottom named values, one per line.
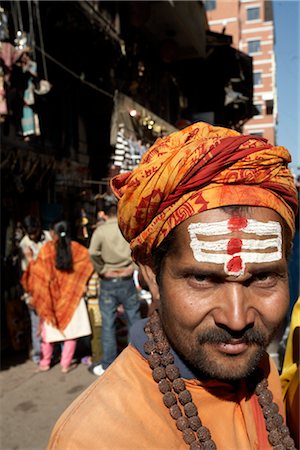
left=213, top=283, right=255, bottom=331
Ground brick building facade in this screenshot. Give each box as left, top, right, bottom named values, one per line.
left=206, top=0, right=276, bottom=143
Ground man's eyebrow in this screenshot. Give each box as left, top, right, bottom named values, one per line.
left=249, top=261, right=287, bottom=273
left=177, top=265, right=224, bottom=277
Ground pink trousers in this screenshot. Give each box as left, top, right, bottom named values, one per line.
left=40, top=324, right=76, bottom=370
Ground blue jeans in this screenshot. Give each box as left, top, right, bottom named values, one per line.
left=99, top=277, right=141, bottom=369
left=29, top=307, right=41, bottom=363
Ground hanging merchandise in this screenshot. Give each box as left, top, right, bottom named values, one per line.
left=0, top=41, right=28, bottom=124
left=112, top=123, right=129, bottom=169
left=111, top=122, right=150, bottom=173
left=0, top=7, right=9, bottom=41
left=18, top=51, right=40, bottom=138
left=0, top=66, right=7, bottom=119
left=34, top=79, right=51, bottom=95
left=110, top=91, right=177, bottom=173
left=14, top=30, right=29, bottom=50
left=110, top=91, right=177, bottom=147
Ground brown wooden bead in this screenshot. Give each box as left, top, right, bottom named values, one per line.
left=169, top=404, right=182, bottom=420
left=163, top=391, right=177, bottom=408
left=197, top=426, right=211, bottom=442
left=158, top=378, right=171, bottom=394
left=262, top=404, right=274, bottom=418
left=282, top=435, right=296, bottom=449
left=255, top=379, right=268, bottom=394
left=156, top=340, right=170, bottom=354
left=262, top=402, right=279, bottom=418
left=268, top=429, right=281, bottom=446
left=189, top=416, right=202, bottom=431
left=144, top=340, right=156, bottom=354
left=160, top=352, right=174, bottom=366
left=273, top=445, right=285, bottom=450
left=190, top=441, right=202, bottom=450
left=270, top=402, right=279, bottom=414
left=144, top=323, right=151, bottom=334
left=272, top=413, right=283, bottom=427
left=202, top=440, right=217, bottom=450
left=173, top=378, right=186, bottom=393
left=176, top=416, right=189, bottom=431
left=265, top=417, right=274, bottom=432
left=184, top=402, right=198, bottom=418
left=279, top=424, right=290, bottom=437
left=178, top=389, right=192, bottom=405
left=148, top=353, right=161, bottom=369
left=153, top=330, right=165, bottom=343
left=149, top=311, right=159, bottom=323
left=152, top=366, right=166, bottom=382
left=257, top=389, right=273, bottom=406
left=150, top=319, right=160, bottom=330
left=182, top=428, right=196, bottom=444
left=166, top=364, right=180, bottom=381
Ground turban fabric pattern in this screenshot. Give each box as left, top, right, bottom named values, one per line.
left=111, top=122, right=298, bottom=263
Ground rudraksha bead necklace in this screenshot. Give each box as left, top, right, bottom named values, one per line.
left=143, top=311, right=296, bottom=450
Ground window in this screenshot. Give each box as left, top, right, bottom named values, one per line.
left=253, top=72, right=262, bottom=86
left=266, top=100, right=274, bottom=115
left=254, top=104, right=262, bottom=115
left=250, top=132, right=263, bottom=137
left=247, top=7, right=260, bottom=21
left=204, top=0, right=216, bottom=11
left=248, top=40, right=261, bottom=54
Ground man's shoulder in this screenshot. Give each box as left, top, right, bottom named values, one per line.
left=91, top=220, right=113, bottom=235
left=47, top=346, right=156, bottom=449
left=101, top=217, right=118, bottom=230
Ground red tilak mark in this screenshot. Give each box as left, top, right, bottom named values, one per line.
left=227, top=238, right=242, bottom=255
left=227, top=256, right=243, bottom=273
left=228, top=216, right=248, bottom=231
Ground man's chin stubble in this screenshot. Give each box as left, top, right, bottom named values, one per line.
left=182, top=345, right=266, bottom=382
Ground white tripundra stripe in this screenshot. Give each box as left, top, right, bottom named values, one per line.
left=189, top=251, right=282, bottom=265
left=188, top=219, right=281, bottom=236
left=188, top=219, right=282, bottom=276
left=191, top=238, right=280, bottom=252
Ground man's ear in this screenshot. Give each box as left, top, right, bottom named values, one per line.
left=138, top=263, right=160, bottom=303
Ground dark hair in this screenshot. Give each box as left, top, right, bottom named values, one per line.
left=152, top=227, right=177, bottom=285
left=23, top=215, right=41, bottom=234
left=103, top=203, right=117, bottom=217
left=51, top=221, right=73, bottom=271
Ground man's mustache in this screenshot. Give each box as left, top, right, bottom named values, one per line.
left=197, top=327, right=267, bottom=346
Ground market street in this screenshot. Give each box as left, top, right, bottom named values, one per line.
left=0, top=355, right=96, bottom=450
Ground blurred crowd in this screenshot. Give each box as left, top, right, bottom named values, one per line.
left=3, top=196, right=151, bottom=376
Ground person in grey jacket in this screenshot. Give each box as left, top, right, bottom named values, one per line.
left=88, top=202, right=141, bottom=376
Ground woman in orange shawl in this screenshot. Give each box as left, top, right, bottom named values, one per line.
left=21, top=221, right=94, bottom=373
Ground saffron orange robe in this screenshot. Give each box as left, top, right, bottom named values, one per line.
left=47, top=344, right=285, bottom=449
left=21, top=240, right=94, bottom=331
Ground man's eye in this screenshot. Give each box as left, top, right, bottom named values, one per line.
left=194, top=274, right=208, bottom=282
left=250, top=272, right=278, bottom=286
left=187, top=273, right=219, bottom=285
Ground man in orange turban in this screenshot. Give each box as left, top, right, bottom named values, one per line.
left=47, top=122, right=298, bottom=450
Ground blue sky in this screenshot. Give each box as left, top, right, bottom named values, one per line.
left=273, top=0, right=299, bottom=176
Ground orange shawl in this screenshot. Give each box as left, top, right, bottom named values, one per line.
left=111, top=122, right=298, bottom=262
left=21, top=241, right=94, bottom=331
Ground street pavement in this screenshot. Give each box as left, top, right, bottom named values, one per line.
left=0, top=353, right=96, bottom=450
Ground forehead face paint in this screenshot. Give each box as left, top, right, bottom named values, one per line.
left=188, top=217, right=282, bottom=276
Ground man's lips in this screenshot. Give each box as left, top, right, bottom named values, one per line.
left=213, top=340, right=249, bottom=355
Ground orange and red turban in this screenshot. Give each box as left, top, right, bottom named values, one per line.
left=111, top=122, right=298, bottom=263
